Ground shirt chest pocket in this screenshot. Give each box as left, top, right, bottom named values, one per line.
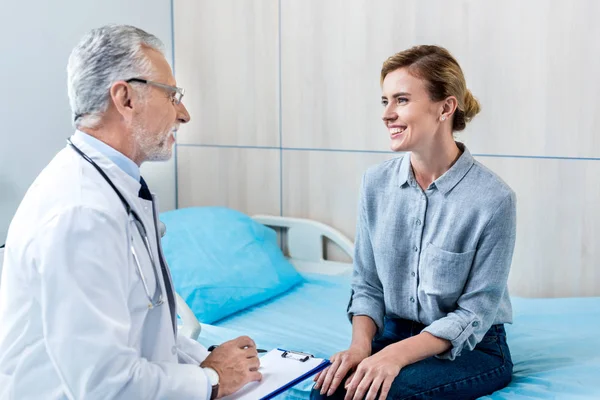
left=420, top=242, right=476, bottom=301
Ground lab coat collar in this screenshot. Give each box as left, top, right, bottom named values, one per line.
left=68, top=132, right=142, bottom=199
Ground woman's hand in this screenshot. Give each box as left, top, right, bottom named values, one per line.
left=313, top=346, right=371, bottom=396
left=343, top=345, right=405, bottom=400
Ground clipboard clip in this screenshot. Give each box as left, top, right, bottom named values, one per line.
left=281, top=349, right=314, bottom=362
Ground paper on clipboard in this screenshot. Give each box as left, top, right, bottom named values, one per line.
left=221, top=349, right=329, bottom=400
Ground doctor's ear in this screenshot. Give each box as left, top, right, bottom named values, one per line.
left=110, top=81, right=137, bottom=120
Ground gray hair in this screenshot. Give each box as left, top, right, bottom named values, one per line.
left=67, top=24, right=165, bottom=129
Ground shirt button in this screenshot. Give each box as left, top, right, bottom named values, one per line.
left=413, top=246, right=418, bottom=252
left=410, top=297, right=415, bottom=303
left=416, top=219, right=421, bottom=225
left=411, top=272, right=416, bottom=277
left=472, top=321, right=479, bottom=327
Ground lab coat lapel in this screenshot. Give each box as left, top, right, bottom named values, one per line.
left=68, top=135, right=177, bottom=337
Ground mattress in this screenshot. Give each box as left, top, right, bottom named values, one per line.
left=196, top=273, right=600, bottom=399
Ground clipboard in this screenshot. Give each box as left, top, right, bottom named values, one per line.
left=221, top=348, right=330, bottom=400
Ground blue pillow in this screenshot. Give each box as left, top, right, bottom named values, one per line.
left=160, top=207, right=303, bottom=324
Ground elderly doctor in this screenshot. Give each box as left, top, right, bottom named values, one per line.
left=0, top=25, right=261, bottom=399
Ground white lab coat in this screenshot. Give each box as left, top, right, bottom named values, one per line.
left=0, top=134, right=211, bottom=399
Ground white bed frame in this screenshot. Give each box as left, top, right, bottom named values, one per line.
left=175, top=215, right=355, bottom=340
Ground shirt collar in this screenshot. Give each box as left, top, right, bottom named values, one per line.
left=398, top=142, right=475, bottom=195
left=398, top=153, right=412, bottom=187
left=73, top=130, right=140, bottom=182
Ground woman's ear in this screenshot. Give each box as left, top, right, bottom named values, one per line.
left=440, top=96, right=458, bottom=121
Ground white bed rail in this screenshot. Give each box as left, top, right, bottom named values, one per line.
left=252, top=215, right=355, bottom=276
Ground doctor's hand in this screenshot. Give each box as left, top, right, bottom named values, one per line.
left=313, top=346, right=370, bottom=397
left=343, top=345, right=403, bottom=400
left=200, top=336, right=262, bottom=398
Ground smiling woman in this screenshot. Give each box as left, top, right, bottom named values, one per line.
left=379, top=46, right=481, bottom=158
left=381, top=46, right=481, bottom=132
left=311, top=45, right=516, bottom=400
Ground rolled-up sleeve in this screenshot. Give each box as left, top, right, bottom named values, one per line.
left=347, top=174, right=385, bottom=334
left=422, top=192, right=517, bottom=360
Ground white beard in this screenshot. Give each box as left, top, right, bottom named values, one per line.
left=133, top=122, right=175, bottom=162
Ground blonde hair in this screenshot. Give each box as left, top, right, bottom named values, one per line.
left=381, top=45, right=480, bottom=131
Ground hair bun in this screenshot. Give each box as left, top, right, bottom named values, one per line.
left=463, top=89, right=481, bottom=123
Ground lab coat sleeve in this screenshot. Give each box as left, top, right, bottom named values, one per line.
left=177, top=335, right=212, bottom=399
left=176, top=335, right=210, bottom=365
left=36, top=206, right=209, bottom=400
left=176, top=335, right=213, bottom=400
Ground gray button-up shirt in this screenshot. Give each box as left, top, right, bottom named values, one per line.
left=348, top=143, right=516, bottom=360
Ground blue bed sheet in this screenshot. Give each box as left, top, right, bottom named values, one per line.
left=196, top=273, right=600, bottom=399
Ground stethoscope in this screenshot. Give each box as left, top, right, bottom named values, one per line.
left=67, top=138, right=165, bottom=309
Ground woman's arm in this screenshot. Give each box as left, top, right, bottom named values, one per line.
left=315, top=173, right=385, bottom=396
left=347, top=173, right=386, bottom=333
left=344, top=332, right=451, bottom=400
left=422, top=191, right=517, bottom=360
left=386, top=331, right=450, bottom=367
left=349, top=315, right=378, bottom=354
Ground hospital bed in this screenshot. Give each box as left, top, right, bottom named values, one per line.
left=171, top=214, right=600, bottom=399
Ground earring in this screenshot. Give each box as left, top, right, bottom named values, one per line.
left=441, top=116, right=446, bottom=121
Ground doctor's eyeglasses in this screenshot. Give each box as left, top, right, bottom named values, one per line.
left=126, top=78, right=185, bottom=105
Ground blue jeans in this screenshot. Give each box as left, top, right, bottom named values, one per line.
left=310, top=318, right=512, bottom=400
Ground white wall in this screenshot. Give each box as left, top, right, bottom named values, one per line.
left=173, top=0, right=600, bottom=298
left=0, top=0, right=176, bottom=244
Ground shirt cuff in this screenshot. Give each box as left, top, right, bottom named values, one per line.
left=422, top=316, right=481, bottom=361
left=199, top=368, right=212, bottom=400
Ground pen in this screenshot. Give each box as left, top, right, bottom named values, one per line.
left=208, top=345, right=267, bottom=353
